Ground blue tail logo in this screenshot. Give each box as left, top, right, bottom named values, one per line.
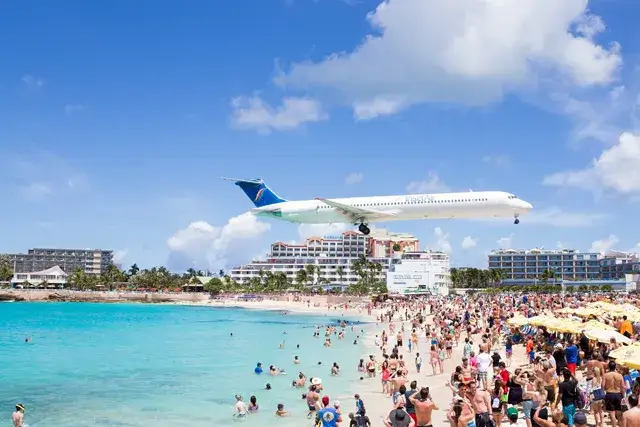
left=223, top=178, right=287, bottom=208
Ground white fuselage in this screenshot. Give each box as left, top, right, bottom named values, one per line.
left=250, top=191, right=532, bottom=224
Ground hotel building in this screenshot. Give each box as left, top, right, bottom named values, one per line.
left=386, top=251, right=451, bottom=295
left=488, top=248, right=601, bottom=284
left=599, top=251, right=640, bottom=280
left=229, top=229, right=419, bottom=285
left=4, top=248, right=114, bottom=275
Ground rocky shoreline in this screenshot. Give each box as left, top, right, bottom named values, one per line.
left=0, top=290, right=210, bottom=304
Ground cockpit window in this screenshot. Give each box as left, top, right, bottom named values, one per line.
left=507, top=195, right=517, bottom=199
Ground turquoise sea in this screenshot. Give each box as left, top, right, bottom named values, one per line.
left=0, top=303, right=370, bottom=427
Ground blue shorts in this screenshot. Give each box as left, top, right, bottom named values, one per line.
left=562, top=403, right=575, bottom=426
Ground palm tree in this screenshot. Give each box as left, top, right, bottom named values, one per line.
left=450, top=268, right=460, bottom=288
left=336, top=266, right=345, bottom=285
left=305, top=264, right=317, bottom=286
left=295, top=269, right=308, bottom=289
left=128, top=263, right=140, bottom=278
left=489, top=269, right=503, bottom=287
left=0, top=254, right=13, bottom=282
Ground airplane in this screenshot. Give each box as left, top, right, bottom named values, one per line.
left=224, top=178, right=533, bottom=235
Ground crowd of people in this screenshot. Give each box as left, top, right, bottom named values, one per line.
left=361, top=292, right=640, bottom=427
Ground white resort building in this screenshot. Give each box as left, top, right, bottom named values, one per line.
left=229, top=229, right=419, bottom=286
left=386, top=251, right=451, bottom=296
left=11, top=265, right=68, bottom=288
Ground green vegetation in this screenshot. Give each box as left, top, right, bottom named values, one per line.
left=0, top=254, right=13, bottom=282
left=4, top=254, right=388, bottom=295
left=449, top=268, right=504, bottom=288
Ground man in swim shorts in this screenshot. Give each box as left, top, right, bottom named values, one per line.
left=603, top=360, right=626, bottom=427
left=307, top=385, right=320, bottom=417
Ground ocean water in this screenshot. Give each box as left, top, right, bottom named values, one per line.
left=0, top=303, right=370, bottom=427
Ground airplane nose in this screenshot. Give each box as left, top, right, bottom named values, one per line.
left=521, top=201, right=533, bottom=210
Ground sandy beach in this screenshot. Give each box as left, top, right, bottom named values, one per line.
left=343, top=311, right=532, bottom=427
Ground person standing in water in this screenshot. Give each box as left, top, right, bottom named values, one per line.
left=13, top=404, right=25, bottom=427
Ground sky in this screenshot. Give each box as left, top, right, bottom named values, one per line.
left=1, top=0, right=640, bottom=271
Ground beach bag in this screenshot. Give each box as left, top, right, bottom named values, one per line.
left=591, top=388, right=605, bottom=401
left=575, top=383, right=586, bottom=409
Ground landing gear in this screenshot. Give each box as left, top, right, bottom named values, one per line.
left=358, top=223, right=371, bottom=235
left=514, top=213, right=520, bottom=225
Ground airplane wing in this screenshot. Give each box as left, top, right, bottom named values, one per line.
left=315, top=197, right=397, bottom=223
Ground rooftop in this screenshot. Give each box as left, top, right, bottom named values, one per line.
left=489, top=248, right=587, bottom=255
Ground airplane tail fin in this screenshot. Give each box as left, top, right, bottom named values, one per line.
left=222, top=178, right=287, bottom=207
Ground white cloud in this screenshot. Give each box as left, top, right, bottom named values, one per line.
left=113, top=249, right=129, bottom=264
left=589, top=234, right=619, bottom=253
left=461, top=236, right=478, bottom=250
left=433, top=227, right=452, bottom=253
left=64, top=104, right=84, bottom=115
left=542, top=132, right=640, bottom=196
left=497, top=234, right=514, bottom=249
left=406, top=172, right=450, bottom=194
left=553, top=86, right=631, bottom=145
left=278, top=0, right=621, bottom=119
left=298, top=223, right=348, bottom=240
left=345, top=172, right=364, bottom=185
left=481, top=155, right=510, bottom=167
left=21, top=74, right=44, bottom=89
left=230, top=95, right=327, bottom=133
left=167, top=213, right=271, bottom=270
left=19, top=182, right=53, bottom=202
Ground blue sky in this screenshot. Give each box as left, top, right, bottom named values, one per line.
left=1, top=0, right=640, bottom=271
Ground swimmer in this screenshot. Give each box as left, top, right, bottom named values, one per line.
left=293, top=356, right=300, bottom=364
left=254, top=363, right=263, bottom=374
left=331, top=362, right=340, bottom=376
left=275, top=403, right=290, bottom=417
left=248, top=396, right=259, bottom=412
left=234, top=395, right=248, bottom=418
left=13, top=404, right=25, bottom=427
left=265, top=383, right=272, bottom=390
left=279, top=341, right=285, bottom=349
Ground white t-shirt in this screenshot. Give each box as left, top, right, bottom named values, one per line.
left=477, top=353, right=492, bottom=372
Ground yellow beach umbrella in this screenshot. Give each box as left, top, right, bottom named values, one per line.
left=507, top=316, right=529, bottom=326
left=548, top=319, right=584, bottom=333
left=580, top=320, right=615, bottom=331
left=608, top=343, right=640, bottom=359
left=527, top=315, right=557, bottom=327
left=608, top=344, right=640, bottom=370
left=573, top=307, right=601, bottom=317
left=583, top=328, right=632, bottom=345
